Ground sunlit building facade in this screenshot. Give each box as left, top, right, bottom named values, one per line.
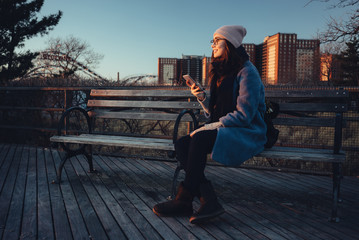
left=260, top=33, right=320, bottom=85
left=159, top=33, right=321, bottom=86
left=261, top=33, right=298, bottom=85
left=320, top=54, right=343, bottom=83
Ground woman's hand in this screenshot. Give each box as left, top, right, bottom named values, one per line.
left=190, top=122, right=223, bottom=137
left=190, top=84, right=206, bottom=101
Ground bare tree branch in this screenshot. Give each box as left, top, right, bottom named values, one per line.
left=306, top=0, right=359, bottom=8
left=307, top=1, right=359, bottom=43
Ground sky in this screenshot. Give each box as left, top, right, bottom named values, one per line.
left=24, top=0, right=352, bottom=80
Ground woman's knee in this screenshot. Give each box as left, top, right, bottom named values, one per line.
left=190, top=130, right=217, bottom=147
left=175, top=135, right=191, bottom=152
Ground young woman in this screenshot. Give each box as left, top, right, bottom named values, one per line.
left=153, top=25, right=267, bottom=224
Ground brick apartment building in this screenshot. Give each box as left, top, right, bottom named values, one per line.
left=158, top=55, right=204, bottom=85
left=158, top=33, right=321, bottom=86
left=258, top=33, right=320, bottom=85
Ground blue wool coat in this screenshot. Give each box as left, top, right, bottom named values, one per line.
left=199, top=61, right=267, bottom=166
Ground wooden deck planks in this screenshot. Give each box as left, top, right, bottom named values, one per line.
left=101, top=155, right=186, bottom=240
left=43, top=148, right=73, bottom=240
left=156, top=161, right=310, bottom=240
left=37, top=147, right=55, bottom=240
left=218, top=169, right=336, bottom=240
left=133, top=158, right=261, bottom=240
left=0, top=143, right=358, bottom=240
left=1, top=145, right=26, bottom=240
left=61, top=152, right=110, bottom=239
left=208, top=166, right=358, bottom=240
left=75, top=154, right=147, bottom=240
left=117, top=157, right=227, bottom=240
left=22, top=146, right=40, bottom=240
left=50, top=149, right=92, bottom=239
left=208, top=167, right=339, bottom=239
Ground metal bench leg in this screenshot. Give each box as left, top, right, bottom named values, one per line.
left=53, top=147, right=88, bottom=184
left=330, top=162, right=342, bottom=222
left=84, top=145, right=96, bottom=173
left=54, top=152, right=72, bottom=184
left=168, top=161, right=183, bottom=200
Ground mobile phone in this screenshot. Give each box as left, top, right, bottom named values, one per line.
left=183, top=75, right=204, bottom=91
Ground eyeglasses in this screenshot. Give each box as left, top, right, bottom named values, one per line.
left=210, top=38, right=226, bottom=45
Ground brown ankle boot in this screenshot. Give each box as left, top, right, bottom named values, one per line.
left=153, top=182, right=193, bottom=217
left=189, top=181, right=224, bottom=224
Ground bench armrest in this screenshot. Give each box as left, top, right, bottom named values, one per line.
left=58, top=106, right=92, bottom=136
left=56, top=106, right=92, bottom=152
left=173, top=109, right=199, bottom=144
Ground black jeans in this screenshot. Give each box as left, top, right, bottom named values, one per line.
left=175, top=129, right=217, bottom=196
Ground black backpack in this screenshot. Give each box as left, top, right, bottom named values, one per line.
left=264, top=100, right=280, bottom=148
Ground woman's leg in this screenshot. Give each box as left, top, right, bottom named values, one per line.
left=183, top=129, right=217, bottom=195
left=152, top=129, right=219, bottom=221
left=174, top=135, right=191, bottom=171
left=182, top=130, right=224, bottom=224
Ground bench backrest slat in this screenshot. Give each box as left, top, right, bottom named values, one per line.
left=279, top=103, right=348, bottom=112
left=265, top=89, right=348, bottom=98
left=91, top=110, right=197, bottom=122
left=273, top=117, right=338, bottom=127
left=87, top=100, right=201, bottom=109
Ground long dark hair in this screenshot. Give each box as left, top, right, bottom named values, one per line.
left=209, top=40, right=249, bottom=86
left=208, top=40, right=249, bottom=117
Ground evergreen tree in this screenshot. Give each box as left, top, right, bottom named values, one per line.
left=338, top=38, right=359, bottom=86
left=0, top=0, right=62, bottom=82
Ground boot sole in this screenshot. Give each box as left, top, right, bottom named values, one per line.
left=189, top=208, right=225, bottom=224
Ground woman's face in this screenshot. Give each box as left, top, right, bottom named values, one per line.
left=211, top=37, right=227, bottom=58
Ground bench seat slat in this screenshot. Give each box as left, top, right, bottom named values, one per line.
left=256, top=146, right=345, bottom=163
left=50, top=135, right=345, bottom=163
left=50, top=134, right=175, bottom=151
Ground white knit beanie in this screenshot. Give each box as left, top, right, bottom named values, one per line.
left=213, top=25, right=247, bottom=48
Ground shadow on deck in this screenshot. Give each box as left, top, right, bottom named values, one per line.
left=0, top=143, right=358, bottom=240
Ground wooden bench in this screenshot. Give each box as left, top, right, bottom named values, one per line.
left=50, top=88, right=348, bottom=222
left=50, top=88, right=203, bottom=180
